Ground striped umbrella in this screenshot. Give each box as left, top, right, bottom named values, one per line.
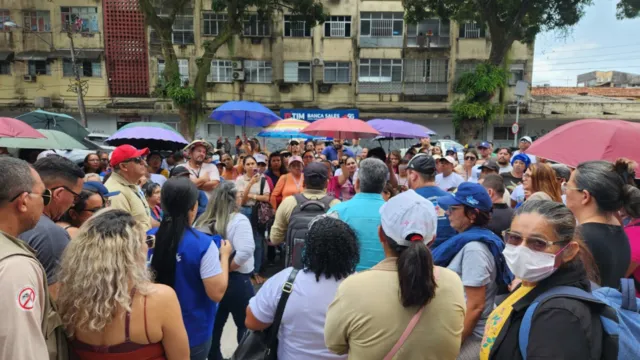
left=257, top=119, right=321, bottom=139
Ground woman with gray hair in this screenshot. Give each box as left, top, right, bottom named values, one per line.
left=194, top=181, right=256, bottom=360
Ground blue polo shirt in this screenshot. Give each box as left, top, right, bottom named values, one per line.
left=414, top=186, right=457, bottom=248
left=322, top=146, right=355, bottom=162
left=328, top=192, right=385, bottom=271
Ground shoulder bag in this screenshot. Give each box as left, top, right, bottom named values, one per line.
left=230, top=269, right=299, bottom=360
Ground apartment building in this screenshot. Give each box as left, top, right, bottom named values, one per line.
left=0, top=0, right=534, bottom=140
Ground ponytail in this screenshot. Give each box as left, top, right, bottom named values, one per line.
left=387, top=233, right=437, bottom=308
left=622, top=184, right=640, bottom=219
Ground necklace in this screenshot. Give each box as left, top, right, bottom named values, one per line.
left=291, top=174, right=302, bottom=191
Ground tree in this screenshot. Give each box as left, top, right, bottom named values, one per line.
left=404, top=0, right=592, bottom=144
left=138, top=0, right=326, bottom=138
left=617, top=0, right=640, bottom=19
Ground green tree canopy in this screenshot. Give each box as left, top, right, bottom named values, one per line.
left=617, top=0, right=640, bottom=18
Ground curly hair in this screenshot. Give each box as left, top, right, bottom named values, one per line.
left=57, top=208, right=153, bottom=337
left=301, top=216, right=360, bottom=282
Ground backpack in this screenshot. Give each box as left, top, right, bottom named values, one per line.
left=251, top=177, right=275, bottom=233
left=518, top=278, right=640, bottom=360
left=284, top=193, right=334, bottom=269
left=0, top=233, right=70, bottom=360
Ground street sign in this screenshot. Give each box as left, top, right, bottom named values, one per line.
left=511, top=123, right=520, bottom=134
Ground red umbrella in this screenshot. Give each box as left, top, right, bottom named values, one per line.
left=0, top=117, right=46, bottom=139
left=301, top=117, right=380, bottom=139
left=527, top=119, right=640, bottom=168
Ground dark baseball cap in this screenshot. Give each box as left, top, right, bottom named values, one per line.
left=170, top=166, right=191, bottom=178
left=477, top=141, right=491, bottom=149
left=479, top=159, right=500, bottom=172
left=83, top=181, right=120, bottom=198
left=407, top=153, right=436, bottom=174
left=303, top=162, right=328, bottom=180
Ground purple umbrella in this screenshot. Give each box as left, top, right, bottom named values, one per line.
left=210, top=101, right=280, bottom=128
left=367, top=119, right=436, bottom=139
left=106, top=126, right=189, bottom=150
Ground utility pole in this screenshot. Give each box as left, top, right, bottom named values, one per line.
left=67, top=30, right=88, bottom=127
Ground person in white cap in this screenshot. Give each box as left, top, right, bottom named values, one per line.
left=436, top=155, right=464, bottom=191
left=513, top=136, right=537, bottom=164
left=325, top=190, right=466, bottom=360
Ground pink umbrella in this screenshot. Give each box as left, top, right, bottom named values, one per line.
left=0, top=117, right=46, bottom=139
left=527, top=119, right=640, bottom=168
left=301, top=117, right=380, bottom=139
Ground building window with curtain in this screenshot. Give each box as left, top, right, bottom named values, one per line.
left=244, top=60, right=272, bottom=83
left=23, top=11, right=51, bottom=32
left=60, top=7, right=99, bottom=33
left=284, top=61, right=311, bottom=83
left=284, top=15, right=311, bottom=37
left=173, top=15, right=194, bottom=44
left=324, top=16, right=351, bottom=38
left=406, top=19, right=450, bottom=47
left=208, top=60, right=233, bottom=82
left=202, top=13, right=226, bottom=36
left=243, top=14, right=270, bottom=37
left=323, top=62, right=350, bottom=83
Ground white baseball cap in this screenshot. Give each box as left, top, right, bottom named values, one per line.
left=520, top=136, right=533, bottom=143
left=379, top=190, right=438, bottom=246
left=254, top=153, right=267, bottom=164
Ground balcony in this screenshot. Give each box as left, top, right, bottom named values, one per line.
left=406, top=19, right=450, bottom=49
left=360, top=36, right=403, bottom=48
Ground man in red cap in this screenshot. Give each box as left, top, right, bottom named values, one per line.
left=104, top=145, right=152, bottom=230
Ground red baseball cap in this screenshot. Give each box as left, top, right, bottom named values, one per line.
left=110, top=145, right=150, bottom=167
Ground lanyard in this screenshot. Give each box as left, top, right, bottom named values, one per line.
left=291, top=174, right=302, bottom=191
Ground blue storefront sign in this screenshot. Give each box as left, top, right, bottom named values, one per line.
left=280, top=109, right=359, bottom=121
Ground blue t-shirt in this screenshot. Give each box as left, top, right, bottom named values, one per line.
left=414, top=186, right=457, bottom=248
left=147, top=227, right=220, bottom=348
left=322, top=146, right=355, bottom=162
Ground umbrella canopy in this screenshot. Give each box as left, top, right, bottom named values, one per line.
left=301, top=117, right=380, bottom=139
left=527, top=119, right=640, bottom=168
left=0, top=117, right=46, bottom=139
left=119, top=121, right=180, bottom=133
left=0, top=129, right=87, bottom=150
left=210, top=101, right=280, bottom=128
left=368, top=119, right=437, bottom=139
left=105, top=126, right=189, bottom=151
left=257, top=119, right=317, bottom=138
left=16, top=110, right=89, bottom=141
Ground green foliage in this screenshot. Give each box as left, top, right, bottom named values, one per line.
left=451, top=63, right=507, bottom=129
left=617, top=0, right=640, bottom=19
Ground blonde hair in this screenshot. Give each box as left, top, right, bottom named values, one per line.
left=57, top=208, right=153, bottom=337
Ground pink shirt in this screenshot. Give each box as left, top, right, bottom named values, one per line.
left=624, top=219, right=640, bottom=296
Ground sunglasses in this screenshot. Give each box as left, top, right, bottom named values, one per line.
left=9, top=188, right=52, bottom=206
left=465, top=156, right=477, bottom=161
left=503, top=230, right=570, bottom=252
left=51, top=186, right=81, bottom=202
left=123, top=157, right=145, bottom=164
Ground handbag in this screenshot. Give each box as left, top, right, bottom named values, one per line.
left=252, top=177, right=275, bottom=232
left=230, top=269, right=299, bottom=360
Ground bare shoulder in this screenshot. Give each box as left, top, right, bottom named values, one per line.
left=145, top=283, right=178, bottom=303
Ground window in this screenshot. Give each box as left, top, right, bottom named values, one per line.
left=509, top=64, right=525, bottom=85
left=244, top=60, right=272, bottom=83
left=208, top=60, right=232, bottom=82
left=284, top=15, right=311, bottom=37
left=28, top=60, right=50, bottom=75
left=324, top=16, right=351, bottom=37
left=23, top=11, right=51, bottom=32
left=284, top=61, right=311, bottom=83
left=63, top=60, right=101, bottom=77
left=243, top=14, right=270, bottom=37
left=406, top=19, right=450, bottom=47
left=173, top=15, right=194, bottom=44
left=404, top=59, right=448, bottom=83
left=178, top=59, right=189, bottom=84
left=324, top=62, right=350, bottom=83
left=61, top=7, right=99, bottom=33
left=0, top=61, right=10, bottom=75
left=202, top=13, right=226, bottom=36
left=0, top=9, right=10, bottom=31
left=360, top=12, right=403, bottom=37
left=460, top=22, right=485, bottom=38
left=359, top=59, right=402, bottom=82
left=158, top=59, right=165, bottom=77
left=493, top=126, right=516, bottom=141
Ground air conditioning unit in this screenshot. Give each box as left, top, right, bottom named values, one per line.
left=23, top=75, right=36, bottom=82
left=34, top=97, right=52, bottom=108
left=232, top=60, right=243, bottom=70
left=232, top=70, right=245, bottom=81
left=312, top=57, right=324, bottom=66
left=318, top=82, right=333, bottom=94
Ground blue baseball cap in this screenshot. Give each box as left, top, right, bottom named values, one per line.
left=477, top=141, right=491, bottom=149
left=83, top=181, right=121, bottom=198
left=437, top=182, right=493, bottom=212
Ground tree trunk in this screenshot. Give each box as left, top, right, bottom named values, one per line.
left=457, top=117, right=484, bottom=147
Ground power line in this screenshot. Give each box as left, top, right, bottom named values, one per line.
left=537, top=50, right=640, bottom=63
left=537, top=42, right=640, bottom=54
left=534, top=65, right=640, bottom=72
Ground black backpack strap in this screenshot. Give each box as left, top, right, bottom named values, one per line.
left=320, top=195, right=335, bottom=210
left=259, top=177, right=266, bottom=196
left=266, top=268, right=299, bottom=357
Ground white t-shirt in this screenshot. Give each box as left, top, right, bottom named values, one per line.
left=397, top=174, right=409, bottom=188
left=236, top=175, right=271, bottom=207
left=511, top=184, right=525, bottom=204
left=179, top=162, right=221, bottom=199
left=248, top=267, right=347, bottom=360
left=436, top=172, right=464, bottom=191
left=149, top=173, right=167, bottom=187
left=499, top=165, right=513, bottom=174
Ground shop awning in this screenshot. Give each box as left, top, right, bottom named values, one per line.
left=52, top=49, right=103, bottom=60
left=0, top=51, right=14, bottom=61
left=14, top=51, right=54, bottom=61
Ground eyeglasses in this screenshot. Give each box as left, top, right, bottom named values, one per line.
left=8, top=188, right=52, bottom=206
left=465, top=156, right=477, bottom=161
left=83, top=206, right=105, bottom=213
left=123, top=157, right=145, bottom=164
left=51, top=186, right=81, bottom=202
left=503, top=230, right=570, bottom=252
left=565, top=186, right=583, bottom=192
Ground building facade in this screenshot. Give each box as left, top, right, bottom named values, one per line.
left=0, top=0, right=534, bottom=142
left=577, top=70, right=640, bottom=88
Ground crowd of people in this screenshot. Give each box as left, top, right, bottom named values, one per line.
left=1, top=133, right=639, bottom=360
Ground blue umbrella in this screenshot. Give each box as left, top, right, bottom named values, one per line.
left=210, top=101, right=280, bottom=128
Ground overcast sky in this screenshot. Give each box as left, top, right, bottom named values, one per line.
left=532, top=0, right=640, bottom=86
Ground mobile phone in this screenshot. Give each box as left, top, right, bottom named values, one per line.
left=253, top=168, right=259, bottom=175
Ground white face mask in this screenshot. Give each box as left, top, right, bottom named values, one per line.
left=503, top=244, right=564, bottom=282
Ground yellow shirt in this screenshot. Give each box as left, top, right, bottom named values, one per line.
left=105, top=171, right=152, bottom=231
left=479, top=284, right=535, bottom=360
